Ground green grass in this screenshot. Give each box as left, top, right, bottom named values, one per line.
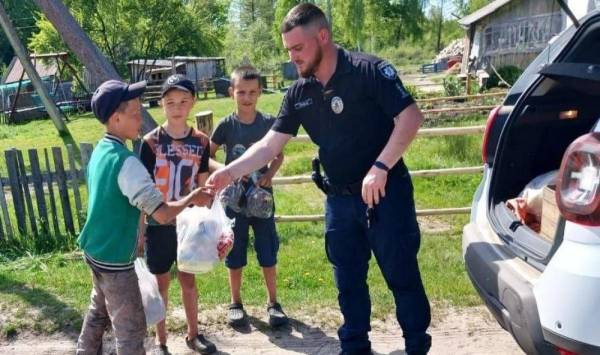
left=0, top=221, right=479, bottom=336
left=0, top=93, right=285, bottom=175
left=0, top=93, right=487, bottom=337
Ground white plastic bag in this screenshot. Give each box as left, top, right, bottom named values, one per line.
left=519, top=170, right=558, bottom=217
left=176, top=199, right=234, bottom=274
left=134, top=258, right=165, bottom=326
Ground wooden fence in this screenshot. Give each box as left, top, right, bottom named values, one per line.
left=0, top=93, right=502, bottom=239
left=0, top=128, right=484, bottom=239
left=0, top=143, right=93, bottom=239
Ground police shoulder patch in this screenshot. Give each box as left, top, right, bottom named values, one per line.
left=378, top=61, right=397, bottom=80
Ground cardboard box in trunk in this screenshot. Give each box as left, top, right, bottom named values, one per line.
left=540, top=185, right=561, bottom=241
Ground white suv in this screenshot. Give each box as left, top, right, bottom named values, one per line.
left=462, top=7, right=600, bottom=355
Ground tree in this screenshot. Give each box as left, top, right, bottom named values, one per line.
left=29, top=0, right=225, bottom=77
left=0, top=0, right=39, bottom=65
left=272, top=0, right=302, bottom=46
left=335, top=0, right=365, bottom=50
left=237, top=0, right=276, bottom=28
left=453, top=0, right=491, bottom=16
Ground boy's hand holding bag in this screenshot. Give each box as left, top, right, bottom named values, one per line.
left=176, top=199, right=234, bottom=274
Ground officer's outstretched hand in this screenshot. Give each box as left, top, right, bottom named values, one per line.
left=362, top=166, right=387, bottom=207
left=206, top=167, right=234, bottom=193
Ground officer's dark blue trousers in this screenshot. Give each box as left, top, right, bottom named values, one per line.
left=324, top=167, right=431, bottom=354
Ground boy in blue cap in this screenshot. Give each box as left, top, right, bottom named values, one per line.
left=76, top=79, right=214, bottom=355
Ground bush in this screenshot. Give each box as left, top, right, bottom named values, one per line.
left=443, top=75, right=464, bottom=97
left=443, top=75, right=482, bottom=97
left=405, top=84, right=423, bottom=100
left=486, top=65, right=523, bottom=88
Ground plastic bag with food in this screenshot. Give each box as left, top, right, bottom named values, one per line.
left=176, top=199, right=234, bottom=274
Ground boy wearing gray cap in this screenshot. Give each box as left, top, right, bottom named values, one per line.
left=76, top=79, right=214, bottom=355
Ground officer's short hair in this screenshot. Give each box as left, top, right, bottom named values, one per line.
left=280, top=3, right=330, bottom=34
left=230, top=65, right=262, bottom=88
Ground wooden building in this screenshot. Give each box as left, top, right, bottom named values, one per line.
left=127, top=57, right=226, bottom=84
left=459, top=0, right=600, bottom=73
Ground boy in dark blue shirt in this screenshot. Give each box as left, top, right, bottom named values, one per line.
left=210, top=66, right=287, bottom=328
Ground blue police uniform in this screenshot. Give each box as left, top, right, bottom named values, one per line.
left=272, top=48, right=431, bottom=354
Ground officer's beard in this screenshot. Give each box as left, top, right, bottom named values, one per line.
left=298, top=44, right=323, bottom=78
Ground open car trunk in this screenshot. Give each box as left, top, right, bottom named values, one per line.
left=488, top=15, right=600, bottom=270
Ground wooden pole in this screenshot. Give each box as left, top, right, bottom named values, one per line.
left=0, top=3, right=70, bottom=134
left=195, top=111, right=213, bottom=136
left=32, top=0, right=158, bottom=134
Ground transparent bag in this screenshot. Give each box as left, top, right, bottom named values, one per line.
left=134, top=258, right=166, bottom=326
left=176, top=199, right=234, bottom=274
left=245, top=184, right=274, bottom=219
left=219, top=180, right=245, bottom=213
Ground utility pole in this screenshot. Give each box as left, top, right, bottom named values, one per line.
left=0, top=3, right=70, bottom=135
left=32, top=0, right=158, bottom=134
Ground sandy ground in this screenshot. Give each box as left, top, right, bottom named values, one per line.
left=0, top=305, right=523, bottom=355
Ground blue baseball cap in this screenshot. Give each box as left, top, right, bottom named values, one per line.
left=161, top=74, right=196, bottom=97
left=91, top=80, right=147, bottom=123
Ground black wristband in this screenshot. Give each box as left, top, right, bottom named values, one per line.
left=373, top=160, right=390, bottom=172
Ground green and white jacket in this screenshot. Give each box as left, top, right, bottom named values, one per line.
left=78, top=134, right=163, bottom=272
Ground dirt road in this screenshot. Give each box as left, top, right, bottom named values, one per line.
left=0, top=306, right=523, bottom=354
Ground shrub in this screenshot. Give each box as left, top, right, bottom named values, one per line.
left=486, top=65, right=523, bottom=88
left=404, top=84, right=423, bottom=100
left=443, top=75, right=464, bottom=97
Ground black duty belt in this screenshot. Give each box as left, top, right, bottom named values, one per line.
left=311, top=157, right=362, bottom=196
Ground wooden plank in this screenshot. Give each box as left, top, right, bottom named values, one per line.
left=52, top=147, right=75, bottom=235
left=29, top=149, right=49, bottom=234
left=79, top=142, right=94, bottom=173
left=417, top=125, right=485, bottom=137
left=44, top=148, right=60, bottom=235
left=16, top=149, right=38, bottom=237
left=67, top=144, right=83, bottom=231
left=422, top=105, right=496, bottom=115
left=272, top=166, right=484, bottom=185
left=0, top=172, right=14, bottom=239
left=416, top=91, right=506, bottom=104
left=5, top=149, right=26, bottom=235
left=274, top=207, right=471, bottom=222
left=291, top=125, right=486, bottom=143
left=410, top=166, right=483, bottom=178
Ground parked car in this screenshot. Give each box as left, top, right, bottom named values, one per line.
left=463, top=5, right=600, bottom=355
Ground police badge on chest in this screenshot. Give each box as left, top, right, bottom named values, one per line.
left=331, top=96, right=344, bottom=114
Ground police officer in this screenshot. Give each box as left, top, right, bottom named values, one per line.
left=207, top=3, right=431, bottom=355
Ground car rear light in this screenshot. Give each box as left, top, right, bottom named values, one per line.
left=556, top=132, right=600, bottom=226
left=481, top=105, right=501, bottom=164
left=556, top=347, right=578, bottom=355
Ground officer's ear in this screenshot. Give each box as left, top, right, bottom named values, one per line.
left=317, top=27, right=330, bottom=44
left=228, top=85, right=234, bottom=98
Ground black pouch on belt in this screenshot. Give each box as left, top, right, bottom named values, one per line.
left=311, top=157, right=328, bottom=195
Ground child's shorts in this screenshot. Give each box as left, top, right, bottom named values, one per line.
left=145, top=225, right=178, bottom=275
left=225, top=209, right=279, bottom=269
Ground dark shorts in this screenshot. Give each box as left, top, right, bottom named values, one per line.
left=145, top=225, right=178, bottom=275
left=225, top=208, right=279, bottom=269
